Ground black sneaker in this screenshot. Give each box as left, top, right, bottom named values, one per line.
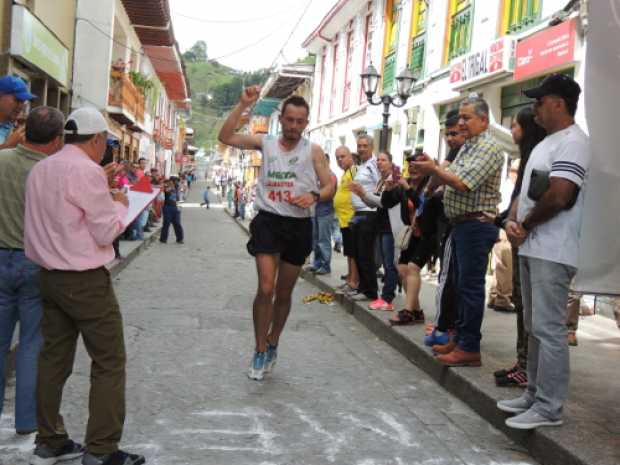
left=494, top=363, right=520, bottom=379
left=496, top=368, right=528, bottom=388
left=30, top=439, right=85, bottom=465
left=82, top=450, right=146, bottom=465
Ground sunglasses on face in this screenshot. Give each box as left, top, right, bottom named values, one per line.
left=446, top=131, right=460, bottom=137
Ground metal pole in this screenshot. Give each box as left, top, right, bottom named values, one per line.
left=380, top=97, right=391, bottom=152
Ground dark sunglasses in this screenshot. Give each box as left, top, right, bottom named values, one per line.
left=446, top=131, right=460, bottom=137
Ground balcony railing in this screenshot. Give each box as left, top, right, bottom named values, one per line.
left=108, top=70, right=145, bottom=125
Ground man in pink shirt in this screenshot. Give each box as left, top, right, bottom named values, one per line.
left=25, top=107, right=145, bottom=465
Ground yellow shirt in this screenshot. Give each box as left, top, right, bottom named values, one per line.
left=333, top=167, right=357, bottom=228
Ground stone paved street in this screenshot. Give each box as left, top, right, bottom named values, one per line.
left=0, top=189, right=538, bottom=465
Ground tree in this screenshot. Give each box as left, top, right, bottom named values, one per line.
left=186, top=40, right=207, bottom=63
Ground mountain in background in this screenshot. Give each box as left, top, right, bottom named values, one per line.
left=183, top=41, right=270, bottom=150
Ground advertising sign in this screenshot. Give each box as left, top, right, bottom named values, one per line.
left=449, top=38, right=515, bottom=89
left=514, top=18, right=577, bottom=81
left=10, top=5, right=69, bottom=87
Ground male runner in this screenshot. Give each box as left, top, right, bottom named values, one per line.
left=218, top=86, right=334, bottom=380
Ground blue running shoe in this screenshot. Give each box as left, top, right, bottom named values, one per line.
left=265, top=344, right=278, bottom=374
left=248, top=351, right=266, bottom=380
left=424, top=329, right=450, bottom=347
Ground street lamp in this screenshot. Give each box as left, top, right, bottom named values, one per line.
left=361, top=63, right=417, bottom=151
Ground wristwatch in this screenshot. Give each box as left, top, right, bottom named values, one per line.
left=310, top=191, right=320, bottom=202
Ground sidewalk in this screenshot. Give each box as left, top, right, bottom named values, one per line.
left=228, top=210, right=620, bottom=465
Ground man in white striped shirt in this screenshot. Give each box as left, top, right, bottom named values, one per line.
left=498, top=74, right=591, bottom=430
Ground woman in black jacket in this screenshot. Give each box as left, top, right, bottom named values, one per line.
left=382, top=155, right=443, bottom=325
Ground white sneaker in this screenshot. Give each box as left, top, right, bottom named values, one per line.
left=505, top=408, right=563, bottom=430
left=248, top=352, right=266, bottom=381
left=497, top=394, right=534, bottom=413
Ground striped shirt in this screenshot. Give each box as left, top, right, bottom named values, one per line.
left=517, top=124, right=591, bottom=267
left=443, top=130, right=503, bottom=219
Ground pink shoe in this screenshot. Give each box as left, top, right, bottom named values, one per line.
left=368, top=298, right=393, bottom=311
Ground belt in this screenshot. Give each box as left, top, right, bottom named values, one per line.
left=354, top=210, right=376, bottom=216
left=0, top=247, right=24, bottom=251
left=450, top=211, right=495, bottom=225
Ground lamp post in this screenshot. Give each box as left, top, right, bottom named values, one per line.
left=361, top=63, right=417, bottom=152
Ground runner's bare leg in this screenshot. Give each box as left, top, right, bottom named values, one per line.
left=253, top=254, right=279, bottom=352
left=267, top=261, right=302, bottom=347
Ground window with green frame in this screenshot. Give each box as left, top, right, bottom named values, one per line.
left=503, top=0, right=542, bottom=34
left=448, top=0, right=473, bottom=61
left=500, top=68, right=574, bottom=127
left=409, top=0, right=427, bottom=79
left=382, top=0, right=401, bottom=94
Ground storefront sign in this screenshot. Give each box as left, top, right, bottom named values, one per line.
left=514, top=19, right=577, bottom=81
left=10, top=5, right=69, bottom=87
left=449, top=38, right=515, bottom=89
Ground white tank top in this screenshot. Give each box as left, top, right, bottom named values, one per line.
left=254, top=135, right=317, bottom=218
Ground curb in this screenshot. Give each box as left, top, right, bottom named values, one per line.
left=5, top=229, right=160, bottom=381
left=226, top=210, right=603, bottom=465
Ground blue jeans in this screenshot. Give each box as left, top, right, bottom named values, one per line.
left=160, top=205, right=184, bottom=242
left=379, top=232, right=397, bottom=303
left=312, top=214, right=334, bottom=273
left=0, top=250, right=43, bottom=431
left=332, top=217, right=342, bottom=247
left=452, top=220, right=499, bottom=352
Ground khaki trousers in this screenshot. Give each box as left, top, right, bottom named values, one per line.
left=36, top=268, right=126, bottom=455
left=489, top=230, right=513, bottom=308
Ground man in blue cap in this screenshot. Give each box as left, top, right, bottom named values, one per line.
left=0, top=76, right=36, bottom=150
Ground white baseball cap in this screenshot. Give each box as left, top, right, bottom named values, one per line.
left=64, top=107, right=109, bottom=135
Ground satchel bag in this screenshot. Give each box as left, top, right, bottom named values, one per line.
left=395, top=225, right=413, bottom=250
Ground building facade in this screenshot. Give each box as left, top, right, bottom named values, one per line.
left=305, top=0, right=588, bottom=170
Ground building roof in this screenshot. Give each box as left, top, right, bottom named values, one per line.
left=302, top=0, right=367, bottom=54
left=121, top=0, right=190, bottom=102
left=261, top=63, right=314, bottom=100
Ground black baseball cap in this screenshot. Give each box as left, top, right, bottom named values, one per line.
left=523, top=73, right=581, bottom=101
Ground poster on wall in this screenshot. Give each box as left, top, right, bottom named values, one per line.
left=574, top=1, right=620, bottom=295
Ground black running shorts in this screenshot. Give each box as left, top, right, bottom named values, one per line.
left=247, top=210, right=313, bottom=267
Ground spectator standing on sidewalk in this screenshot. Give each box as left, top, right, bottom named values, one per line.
left=0, top=76, right=35, bottom=149
left=499, top=75, right=591, bottom=430
left=349, top=151, right=400, bottom=311
left=413, top=96, right=503, bottom=367
left=493, top=106, right=546, bottom=387
left=348, top=134, right=381, bottom=301
left=424, top=111, right=466, bottom=347
left=333, top=146, right=359, bottom=293
left=0, top=106, right=64, bottom=436
left=218, top=87, right=334, bottom=381
left=24, top=107, right=145, bottom=465
left=306, top=153, right=337, bottom=275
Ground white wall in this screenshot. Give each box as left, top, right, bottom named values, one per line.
left=72, top=0, right=116, bottom=109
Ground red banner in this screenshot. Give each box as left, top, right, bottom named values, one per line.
left=514, top=19, right=576, bottom=81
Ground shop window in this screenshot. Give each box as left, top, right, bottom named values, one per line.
left=501, top=0, right=542, bottom=35
left=500, top=67, right=574, bottom=127
left=382, top=0, right=402, bottom=94
left=446, top=0, right=473, bottom=64
left=409, top=0, right=428, bottom=79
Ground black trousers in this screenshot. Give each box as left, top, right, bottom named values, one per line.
left=160, top=205, right=184, bottom=243
left=352, top=212, right=378, bottom=299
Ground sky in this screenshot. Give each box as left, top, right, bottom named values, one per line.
left=170, top=0, right=337, bottom=71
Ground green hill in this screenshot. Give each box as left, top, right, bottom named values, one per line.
left=183, top=41, right=271, bottom=150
